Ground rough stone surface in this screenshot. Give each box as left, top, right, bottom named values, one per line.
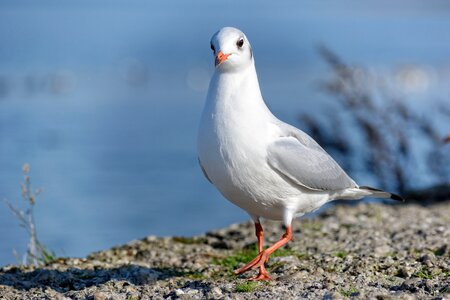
left=1, top=202, right=449, bottom=299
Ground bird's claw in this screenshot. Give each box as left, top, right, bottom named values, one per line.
left=249, top=268, right=272, bottom=280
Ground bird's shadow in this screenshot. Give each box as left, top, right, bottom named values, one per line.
left=0, top=264, right=178, bottom=293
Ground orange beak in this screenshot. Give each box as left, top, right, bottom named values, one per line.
left=215, top=51, right=231, bottom=66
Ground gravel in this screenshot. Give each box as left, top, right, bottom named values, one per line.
left=1, top=202, right=449, bottom=299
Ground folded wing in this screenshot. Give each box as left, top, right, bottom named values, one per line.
left=267, top=124, right=357, bottom=191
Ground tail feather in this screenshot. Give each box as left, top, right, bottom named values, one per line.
left=359, top=186, right=405, bottom=202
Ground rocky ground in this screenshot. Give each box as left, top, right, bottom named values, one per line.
left=0, top=202, right=449, bottom=299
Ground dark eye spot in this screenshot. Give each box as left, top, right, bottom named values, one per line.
left=236, top=38, right=244, bottom=48
left=210, top=43, right=215, bottom=52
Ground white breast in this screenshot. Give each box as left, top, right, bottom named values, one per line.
left=197, top=66, right=302, bottom=220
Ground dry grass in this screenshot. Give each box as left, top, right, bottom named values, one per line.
left=2, top=164, right=55, bottom=266
left=298, top=46, right=450, bottom=194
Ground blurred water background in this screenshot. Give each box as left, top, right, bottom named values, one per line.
left=1, top=1, right=449, bottom=266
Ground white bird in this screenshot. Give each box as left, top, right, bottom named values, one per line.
left=197, top=27, right=403, bottom=280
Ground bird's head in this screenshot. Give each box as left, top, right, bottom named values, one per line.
left=210, top=27, right=253, bottom=73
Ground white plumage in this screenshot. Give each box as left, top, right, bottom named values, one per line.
left=197, top=27, right=402, bottom=280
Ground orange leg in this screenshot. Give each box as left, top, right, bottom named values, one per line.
left=252, top=222, right=271, bottom=280
left=255, top=222, right=264, bottom=253
left=255, top=222, right=269, bottom=264
left=236, top=225, right=293, bottom=280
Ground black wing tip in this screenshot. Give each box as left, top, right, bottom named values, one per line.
left=390, top=193, right=405, bottom=202
left=360, top=186, right=405, bottom=202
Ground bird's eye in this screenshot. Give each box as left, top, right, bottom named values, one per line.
left=210, top=43, right=215, bottom=52
left=236, top=38, right=244, bottom=48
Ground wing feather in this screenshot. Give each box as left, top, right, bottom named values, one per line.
left=267, top=124, right=357, bottom=191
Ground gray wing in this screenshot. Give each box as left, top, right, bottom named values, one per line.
left=267, top=123, right=357, bottom=191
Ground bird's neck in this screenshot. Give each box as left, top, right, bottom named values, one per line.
left=207, top=63, right=272, bottom=119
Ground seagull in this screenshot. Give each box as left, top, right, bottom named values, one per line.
left=197, top=27, right=404, bottom=280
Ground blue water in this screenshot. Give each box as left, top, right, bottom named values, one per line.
left=1, top=1, right=449, bottom=266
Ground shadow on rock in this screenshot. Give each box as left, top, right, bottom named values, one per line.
left=0, top=264, right=163, bottom=292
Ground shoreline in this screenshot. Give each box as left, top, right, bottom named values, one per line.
left=1, top=202, right=449, bottom=299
